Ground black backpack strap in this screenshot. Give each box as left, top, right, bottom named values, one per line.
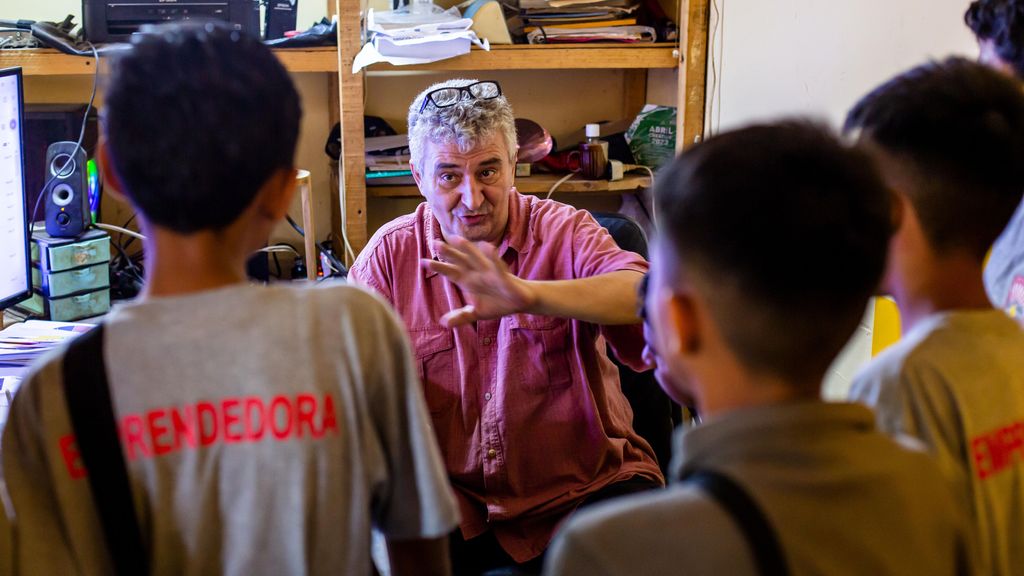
left=684, top=469, right=789, bottom=576
left=62, top=324, right=149, bottom=575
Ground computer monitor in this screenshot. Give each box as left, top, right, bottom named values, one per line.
left=0, top=67, right=31, bottom=311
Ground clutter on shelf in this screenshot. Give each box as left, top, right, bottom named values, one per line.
left=354, top=0, right=679, bottom=60
left=352, top=4, right=490, bottom=72
left=365, top=134, right=414, bottom=186
left=625, top=104, right=676, bottom=169
left=515, top=0, right=653, bottom=44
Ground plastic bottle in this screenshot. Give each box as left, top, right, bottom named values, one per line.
left=585, top=123, right=609, bottom=156
left=579, top=123, right=608, bottom=180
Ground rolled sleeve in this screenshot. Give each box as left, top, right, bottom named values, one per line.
left=571, top=211, right=649, bottom=280
left=570, top=212, right=650, bottom=370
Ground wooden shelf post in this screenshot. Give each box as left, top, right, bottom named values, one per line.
left=335, top=0, right=369, bottom=257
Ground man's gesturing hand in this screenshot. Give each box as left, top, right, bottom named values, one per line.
left=421, top=237, right=537, bottom=327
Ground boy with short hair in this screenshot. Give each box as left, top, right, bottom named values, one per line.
left=846, top=57, right=1024, bottom=576
left=544, top=121, right=971, bottom=576
left=0, top=22, right=457, bottom=575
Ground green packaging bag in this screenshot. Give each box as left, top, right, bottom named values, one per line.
left=626, top=105, right=677, bottom=169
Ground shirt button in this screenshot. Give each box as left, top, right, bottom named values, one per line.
left=484, top=392, right=492, bottom=401
left=487, top=448, right=497, bottom=459
left=483, top=337, right=492, bottom=345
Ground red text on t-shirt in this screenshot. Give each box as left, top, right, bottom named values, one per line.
left=59, top=392, right=339, bottom=479
left=972, top=419, right=1024, bottom=480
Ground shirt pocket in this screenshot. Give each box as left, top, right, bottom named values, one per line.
left=507, top=314, right=575, bottom=392
left=410, top=327, right=458, bottom=415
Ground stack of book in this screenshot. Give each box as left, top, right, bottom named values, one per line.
left=0, top=320, right=92, bottom=428
left=365, top=134, right=415, bottom=186
left=517, top=0, right=655, bottom=44
left=0, top=320, right=93, bottom=367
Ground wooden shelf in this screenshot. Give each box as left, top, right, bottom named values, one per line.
left=367, top=173, right=652, bottom=198
left=0, top=47, right=338, bottom=76
left=274, top=47, right=338, bottom=73
left=367, top=43, right=679, bottom=72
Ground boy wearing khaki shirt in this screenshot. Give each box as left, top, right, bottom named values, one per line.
left=846, top=58, right=1024, bottom=576
left=0, top=23, right=457, bottom=576
left=545, top=122, right=972, bottom=576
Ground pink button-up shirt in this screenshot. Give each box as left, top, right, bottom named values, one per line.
left=349, top=191, right=663, bottom=562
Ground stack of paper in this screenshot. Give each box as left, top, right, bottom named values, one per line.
left=517, top=0, right=638, bottom=32
left=527, top=24, right=655, bottom=43
left=1, top=374, right=24, bottom=429
left=0, top=320, right=93, bottom=367
left=516, top=0, right=655, bottom=44
left=366, top=134, right=415, bottom=186
left=353, top=9, right=490, bottom=73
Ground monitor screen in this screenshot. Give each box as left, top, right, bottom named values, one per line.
left=0, top=67, right=30, bottom=311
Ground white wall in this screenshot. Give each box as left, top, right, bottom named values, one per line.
left=708, top=0, right=979, bottom=132
left=703, top=0, right=980, bottom=397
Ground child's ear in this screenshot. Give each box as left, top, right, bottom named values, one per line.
left=96, top=139, right=128, bottom=204
left=667, top=291, right=701, bottom=357
left=259, top=167, right=299, bottom=222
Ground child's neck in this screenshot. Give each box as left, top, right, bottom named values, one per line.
left=895, top=256, right=992, bottom=332
left=695, top=364, right=815, bottom=421
left=140, top=226, right=251, bottom=299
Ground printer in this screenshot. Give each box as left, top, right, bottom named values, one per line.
left=82, top=0, right=260, bottom=43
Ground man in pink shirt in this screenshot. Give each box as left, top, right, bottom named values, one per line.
left=349, top=79, right=664, bottom=574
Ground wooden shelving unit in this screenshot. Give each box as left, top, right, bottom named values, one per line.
left=368, top=173, right=653, bottom=198
left=335, top=0, right=709, bottom=255
left=0, top=46, right=338, bottom=75
left=0, top=1, right=710, bottom=259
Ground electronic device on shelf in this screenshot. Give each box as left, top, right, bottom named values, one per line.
left=82, top=0, right=261, bottom=43
left=0, top=67, right=32, bottom=312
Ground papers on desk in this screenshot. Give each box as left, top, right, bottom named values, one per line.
left=0, top=320, right=93, bottom=366
left=352, top=9, right=490, bottom=73
left=0, top=375, right=22, bottom=429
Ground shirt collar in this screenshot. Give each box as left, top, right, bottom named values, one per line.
left=422, top=189, right=534, bottom=278
left=669, top=401, right=876, bottom=482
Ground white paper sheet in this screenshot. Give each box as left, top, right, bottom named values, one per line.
left=352, top=9, right=490, bottom=73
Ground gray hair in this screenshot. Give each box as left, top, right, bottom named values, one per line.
left=407, top=78, right=517, bottom=171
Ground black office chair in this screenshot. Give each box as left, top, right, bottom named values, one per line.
left=591, top=211, right=680, bottom=477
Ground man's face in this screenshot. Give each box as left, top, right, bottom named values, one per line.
left=413, top=132, right=514, bottom=245
left=644, top=240, right=697, bottom=406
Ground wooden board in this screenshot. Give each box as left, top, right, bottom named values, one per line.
left=368, top=44, right=679, bottom=71
left=336, top=0, right=369, bottom=255
left=678, top=0, right=709, bottom=151
left=367, top=173, right=652, bottom=198
left=0, top=47, right=338, bottom=76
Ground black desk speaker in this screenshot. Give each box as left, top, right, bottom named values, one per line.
left=44, top=141, right=90, bottom=238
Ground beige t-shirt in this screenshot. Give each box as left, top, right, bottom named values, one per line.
left=850, top=309, right=1024, bottom=576
left=545, top=402, right=971, bottom=576
left=0, top=282, right=458, bottom=576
